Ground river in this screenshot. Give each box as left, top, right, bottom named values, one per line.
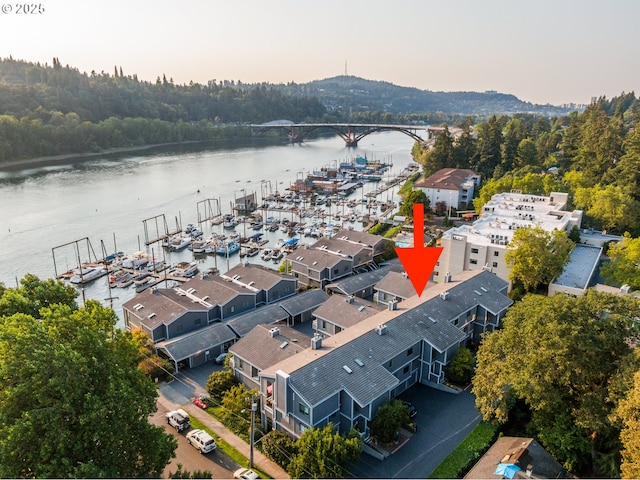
left=0, top=132, right=416, bottom=327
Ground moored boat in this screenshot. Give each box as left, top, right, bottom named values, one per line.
left=69, top=266, right=107, bottom=285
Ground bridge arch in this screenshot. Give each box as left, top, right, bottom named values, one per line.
left=251, top=122, right=435, bottom=147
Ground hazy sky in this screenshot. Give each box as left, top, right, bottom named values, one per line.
left=1, top=0, right=638, bottom=106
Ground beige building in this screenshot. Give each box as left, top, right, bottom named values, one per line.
left=413, top=168, right=481, bottom=210
left=434, top=191, right=583, bottom=284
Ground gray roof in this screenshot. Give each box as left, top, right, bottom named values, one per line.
left=230, top=325, right=312, bottom=370
left=226, top=303, right=291, bottom=337
left=156, top=323, right=237, bottom=363
left=374, top=271, right=421, bottom=300
left=552, top=244, right=602, bottom=290
left=223, top=262, right=295, bottom=291
left=312, top=295, right=384, bottom=329
left=279, top=289, right=329, bottom=317
left=274, top=270, right=511, bottom=407
left=290, top=342, right=399, bottom=407
left=326, top=261, right=403, bottom=295
left=122, top=287, right=190, bottom=330
left=288, top=247, right=347, bottom=270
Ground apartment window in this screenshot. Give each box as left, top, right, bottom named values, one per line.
left=493, top=262, right=498, bottom=268
left=407, top=347, right=413, bottom=356
left=470, top=259, right=478, bottom=265
left=494, top=251, right=499, bottom=257
left=471, top=248, right=479, bottom=254
left=299, top=403, right=310, bottom=416
left=403, top=365, right=410, bottom=374
left=194, top=318, right=202, bottom=326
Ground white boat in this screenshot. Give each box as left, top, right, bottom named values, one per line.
left=261, top=249, right=273, bottom=261
left=173, top=261, right=199, bottom=278
left=168, top=234, right=192, bottom=251
left=271, top=249, right=284, bottom=262
left=120, top=251, right=149, bottom=270
left=69, top=266, right=106, bottom=284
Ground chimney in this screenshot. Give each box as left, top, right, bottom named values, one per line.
left=268, top=327, right=280, bottom=338
left=311, top=334, right=322, bottom=350
left=525, top=464, right=533, bottom=478
left=440, top=291, right=449, bottom=300
left=345, top=295, right=354, bottom=304
left=444, top=272, right=452, bottom=283
left=388, top=299, right=398, bottom=311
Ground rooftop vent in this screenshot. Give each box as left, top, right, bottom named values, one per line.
left=375, top=324, right=388, bottom=335
left=440, top=291, right=449, bottom=300
left=279, top=341, right=289, bottom=349
left=354, top=358, right=364, bottom=367
left=358, top=305, right=366, bottom=312
left=268, top=327, right=280, bottom=338
left=343, top=365, right=353, bottom=374
left=311, top=334, right=322, bottom=350
left=388, top=299, right=398, bottom=311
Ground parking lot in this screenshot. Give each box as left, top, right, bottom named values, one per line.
left=352, top=384, right=480, bottom=479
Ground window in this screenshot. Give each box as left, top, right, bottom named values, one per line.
left=454, top=317, right=459, bottom=326
left=494, top=251, right=499, bottom=257
left=299, top=403, right=310, bottom=416
left=403, top=365, right=410, bottom=374
left=407, top=347, right=413, bottom=356
left=194, top=318, right=202, bottom=326
left=471, top=248, right=479, bottom=254
left=493, top=262, right=498, bottom=268
left=470, top=259, right=478, bottom=265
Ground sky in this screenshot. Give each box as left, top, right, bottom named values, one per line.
left=0, top=0, right=638, bottom=106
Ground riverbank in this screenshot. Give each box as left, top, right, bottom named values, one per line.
left=0, top=141, right=215, bottom=171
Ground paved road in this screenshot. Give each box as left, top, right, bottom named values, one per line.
left=150, top=403, right=236, bottom=478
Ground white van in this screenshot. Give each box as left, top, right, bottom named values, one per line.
left=186, top=429, right=217, bottom=454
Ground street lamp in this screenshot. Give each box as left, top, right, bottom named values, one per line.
left=250, top=397, right=257, bottom=468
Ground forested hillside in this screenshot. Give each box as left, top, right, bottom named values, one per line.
left=0, top=57, right=326, bottom=162
left=412, top=93, right=640, bottom=235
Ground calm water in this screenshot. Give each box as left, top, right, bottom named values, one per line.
left=0, top=132, right=415, bottom=326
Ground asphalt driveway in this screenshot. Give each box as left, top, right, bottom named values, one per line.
left=352, top=384, right=481, bottom=479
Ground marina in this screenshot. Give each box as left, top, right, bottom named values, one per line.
left=0, top=132, right=417, bottom=327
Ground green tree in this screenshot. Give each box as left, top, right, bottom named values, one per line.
left=422, top=125, right=454, bottom=177
left=168, top=463, right=214, bottom=479
left=286, top=423, right=361, bottom=479
left=205, top=363, right=240, bottom=401
left=505, top=226, right=573, bottom=293
left=370, top=399, right=411, bottom=443
left=399, top=189, right=429, bottom=220
left=261, top=429, right=296, bottom=469
left=475, top=115, right=504, bottom=179
left=0, top=282, right=176, bottom=478
left=220, top=384, right=259, bottom=435
left=613, top=368, right=640, bottom=479
left=445, top=347, right=476, bottom=384
left=601, top=234, right=640, bottom=290
left=472, top=291, right=640, bottom=474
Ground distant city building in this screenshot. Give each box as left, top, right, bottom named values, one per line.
left=435, top=191, right=583, bottom=284
left=413, top=168, right=481, bottom=210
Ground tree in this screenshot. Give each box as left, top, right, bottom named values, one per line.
left=261, top=429, right=296, bottom=469
left=601, top=234, right=640, bottom=290
left=206, top=363, right=240, bottom=401
left=505, top=226, right=573, bottom=293
left=399, top=189, right=429, bottom=220
left=370, top=399, right=411, bottom=443
left=286, top=423, right=361, bottom=479
left=445, top=347, right=476, bottom=384
left=472, top=291, right=640, bottom=474
left=0, top=278, right=176, bottom=478
left=613, top=368, right=640, bottom=479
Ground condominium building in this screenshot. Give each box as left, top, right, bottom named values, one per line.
left=434, top=191, right=583, bottom=283
left=413, top=168, right=481, bottom=210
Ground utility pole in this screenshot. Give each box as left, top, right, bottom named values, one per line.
left=250, top=397, right=257, bottom=468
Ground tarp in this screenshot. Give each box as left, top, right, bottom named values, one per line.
left=493, top=463, right=521, bottom=479
left=249, top=233, right=263, bottom=239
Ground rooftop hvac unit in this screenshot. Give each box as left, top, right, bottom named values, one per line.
left=375, top=324, right=388, bottom=336
left=268, top=327, right=280, bottom=338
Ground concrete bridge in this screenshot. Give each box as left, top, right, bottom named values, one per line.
left=250, top=121, right=451, bottom=147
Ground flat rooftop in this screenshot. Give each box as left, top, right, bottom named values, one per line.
left=552, top=244, right=602, bottom=290
left=442, top=191, right=580, bottom=247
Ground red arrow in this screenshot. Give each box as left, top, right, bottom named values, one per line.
left=394, top=203, right=443, bottom=297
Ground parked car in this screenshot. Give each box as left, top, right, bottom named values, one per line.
left=402, top=400, right=417, bottom=418
left=215, top=352, right=229, bottom=364
left=234, top=468, right=259, bottom=480
left=165, top=408, right=190, bottom=432
left=186, top=429, right=217, bottom=454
